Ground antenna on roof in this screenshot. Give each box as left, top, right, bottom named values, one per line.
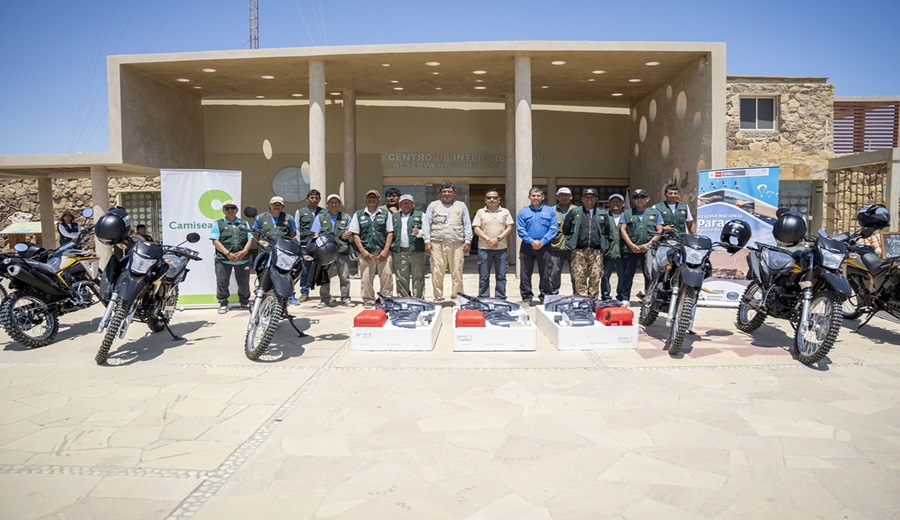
left=249, top=0, right=259, bottom=49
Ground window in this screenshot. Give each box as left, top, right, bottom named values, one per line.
left=740, top=97, right=776, bottom=130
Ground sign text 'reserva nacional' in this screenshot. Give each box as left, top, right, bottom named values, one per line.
left=385, top=152, right=544, bottom=170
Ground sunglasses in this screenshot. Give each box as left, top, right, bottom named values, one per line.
left=223, top=206, right=238, bottom=210
left=632, top=195, right=648, bottom=199
left=485, top=196, right=499, bottom=200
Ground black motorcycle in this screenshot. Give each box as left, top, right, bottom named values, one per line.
left=640, top=220, right=750, bottom=355
left=736, top=209, right=851, bottom=365
left=94, top=233, right=202, bottom=364
left=0, top=209, right=101, bottom=348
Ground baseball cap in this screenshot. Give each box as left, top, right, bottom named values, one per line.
left=631, top=189, right=649, bottom=198
left=221, top=200, right=237, bottom=210
left=365, top=189, right=381, bottom=198
left=398, top=194, right=414, bottom=203
left=609, top=193, right=625, bottom=202
left=269, top=196, right=285, bottom=205
left=326, top=193, right=342, bottom=203
left=556, top=187, right=572, bottom=195
left=583, top=188, right=599, bottom=197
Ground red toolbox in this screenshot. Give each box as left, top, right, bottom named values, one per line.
left=353, top=309, right=388, bottom=327
left=596, top=306, right=634, bottom=326
left=455, top=309, right=486, bottom=327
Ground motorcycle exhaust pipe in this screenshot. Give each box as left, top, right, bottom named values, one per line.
left=665, top=284, right=680, bottom=327
left=7, top=265, right=66, bottom=296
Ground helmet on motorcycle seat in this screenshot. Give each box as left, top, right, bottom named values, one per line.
left=857, top=204, right=890, bottom=229
left=720, top=219, right=752, bottom=252
left=306, top=233, right=340, bottom=266
left=772, top=210, right=807, bottom=245
left=94, top=208, right=132, bottom=245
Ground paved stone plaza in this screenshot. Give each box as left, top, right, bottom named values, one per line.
left=1, top=269, right=899, bottom=519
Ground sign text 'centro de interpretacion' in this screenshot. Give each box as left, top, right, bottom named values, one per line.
left=385, top=152, right=544, bottom=170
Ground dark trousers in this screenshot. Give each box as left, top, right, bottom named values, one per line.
left=622, top=252, right=648, bottom=302
left=601, top=256, right=626, bottom=301
left=548, top=249, right=567, bottom=295
left=519, top=243, right=553, bottom=301
left=298, top=258, right=312, bottom=295
left=215, top=261, right=251, bottom=306
left=478, top=248, right=508, bottom=299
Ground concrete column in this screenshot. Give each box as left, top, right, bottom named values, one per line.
left=90, top=166, right=113, bottom=266
left=547, top=178, right=558, bottom=206
left=309, top=60, right=327, bottom=193
left=505, top=94, right=517, bottom=267
left=515, top=55, right=533, bottom=265
left=343, top=90, right=357, bottom=213
left=38, top=177, right=56, bottom=248
left=888, top=148, right=900, bottom=232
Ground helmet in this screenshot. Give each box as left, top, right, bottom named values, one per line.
left=772, top=210, right=807, bottom=245
left=720, top=219, right=752, bottom=252
left=857, top=204, right=890, bottom=229
left=94, top=208, right=131, bottom=245
left=306, top=233, right=339, bottom=266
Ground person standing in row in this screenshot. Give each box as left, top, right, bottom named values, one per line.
left=654, top=184, right=696, bottom=234
left=57, top=211, right=80, bottom=246
left=548, top=188, right=573, bottom=296
left=254, top=196, right=296, bottom=245
left=294, top=189, right=324, bottom=303
left=210, top=200, right=252, bottom=314
left=350, top=190, right=394, bottom=309
left=601, top=193, right=628, bottom=303
left=423, top=182, right=472, bottom=303
left=472, top=189, right=514, bottom=299
left=562, top=188, right=607, bottom=298
left=516, top=187, right=558, bottom=305
left=620, top=188, right=662, bottom=302
left=310, top=194, right=355, bottom=308
left=382, top=187, right=401, bottom=214
left=391, top=194, right=426, bottom=298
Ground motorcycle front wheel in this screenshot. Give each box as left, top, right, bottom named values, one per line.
left=736, top=281, right=767, bottom=333
left=795, top=290, right=843, bottom=365
left=96, top=302, right=129, bottom=365
left=244, top=291, right=284, bottom=360
left=0, top=292, right=59, bottom=348
left=667, top=286, right=697, bottom=356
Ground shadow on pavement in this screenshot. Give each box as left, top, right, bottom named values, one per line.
left=103, top=320, right=208, bottom=366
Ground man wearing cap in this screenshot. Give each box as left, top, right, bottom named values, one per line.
left=653, top=184, right=696, bottom=234
left=472, top=189, right=514, bottom=299
left=310, top=194, right=355, bottom=308
left=349, top=190, right=394, bottom=309
left=621, top=188, right=662, bottom=302
left=549, top=187, right=574, bottom=295
left=516, top=187, right=558, bottom=305
left=294, top=189, right=324, bottom=303
left=391, top=194, right=426, bottom=298
left=601, top=193, right=628, bottom=303
left=562, top=188, right=608, bottom=298
left=210, top=200, right=253, bottom=314
left=423, top=182, right=472, bottom=302
left=254, top=196, right=296, bottom=245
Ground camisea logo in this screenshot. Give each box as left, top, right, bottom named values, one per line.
left=198, top=189, right=234, bottom=220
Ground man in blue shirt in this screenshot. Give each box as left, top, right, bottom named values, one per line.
left=515, top=187, right=558, bottom=305
left=210, top=200, right=253, bottom=314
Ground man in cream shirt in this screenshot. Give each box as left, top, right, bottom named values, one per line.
left=422, top=182, right=472, bottom=303
left=472, top=189, right=514, bottom=299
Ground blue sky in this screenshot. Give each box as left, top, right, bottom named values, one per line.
left=2, top=0, right=898, bottom=155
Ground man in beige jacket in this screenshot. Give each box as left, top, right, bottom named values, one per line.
left=422, top=182, right=473, bottom=303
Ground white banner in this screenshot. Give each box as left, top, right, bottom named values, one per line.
left=160, top=169, right=242, bottom=306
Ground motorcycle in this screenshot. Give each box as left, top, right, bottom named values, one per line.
left=640, top=220, right=750, bottom=355
left=736, top=209, right=852, bottom=365
left=94, top=232, right=202, bottom=364
left=836, top=205, right=896, bottom=329
left=0, top=209, right=100, bottom=348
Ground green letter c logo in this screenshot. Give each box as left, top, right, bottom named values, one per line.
left=199, top=189, right=234, bottom=220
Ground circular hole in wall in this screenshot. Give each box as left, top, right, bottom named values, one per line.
left=693, top=111, right=702, bottom=129
left=634, top=143, right=640, bottom=157
left=661, top=136, right=670, bottom=158
left=262, top=139, right=273, bottom=160
left=666, top=85, right=673, bottom=101
left=697, top=159, right=707, bottom=172
left=676, top=91, right=687, bottom=119
left=639, top=116, right=648, bottom=142
left=649, top=99, right=657, bottom=122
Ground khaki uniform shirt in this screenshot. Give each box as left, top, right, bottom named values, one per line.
left=472, top=206, right=514, bottom=250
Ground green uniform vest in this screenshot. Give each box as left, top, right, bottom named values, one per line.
left=390, top=210, right=426, bottom=252
left=623, top=207, right=662, bottom=248
left=316, top=212, right=351, bottom=254
left=603, top=212, right=625, bottom=259
left=257, top=211, right=291, bottom=238
left=564, top=206, right=610, bottom=252
left=653, top=201, right=689, bottom=233
left=295, top=206, right=323, bottom=245
left=550, top=205, right=569, bottom=251
left=215, top=217, right=249, bottom=262
left=355, top=209, right=390, bottom=253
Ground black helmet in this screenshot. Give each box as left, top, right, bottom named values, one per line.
left=772, top=210, right=807, bottom=245
left=720, top=219, right=752, bottom=252
left=857, top=204, right=890, bottom=229
left=306, top=233, right=339, bottom=266
left=94, top=208, right=132, bottom=245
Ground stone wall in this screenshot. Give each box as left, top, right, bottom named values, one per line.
left=825, top=164, right=888, bottom=236
left=725, top=78, right=834, bottom=180
left=0, top=176, right=159, bottom=248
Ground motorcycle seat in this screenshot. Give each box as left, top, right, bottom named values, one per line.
left=862, top=252, right=890, bottom=276
left=25, top=259, right=60, bottom=277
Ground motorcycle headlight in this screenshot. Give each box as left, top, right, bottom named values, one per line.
left=684, top=246, right=707, bottom=266
left=130, top=253, right=157, bottom=275
left=819, top=248, right=846, bottom=270
left=274, top=250, right=298, bottom=271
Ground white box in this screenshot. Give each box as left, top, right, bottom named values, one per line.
left=350, top=310, right=442, bottom=351
left=452, top=309, right=536, bottom=351
left=535, top=305, right=639, bottom=350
